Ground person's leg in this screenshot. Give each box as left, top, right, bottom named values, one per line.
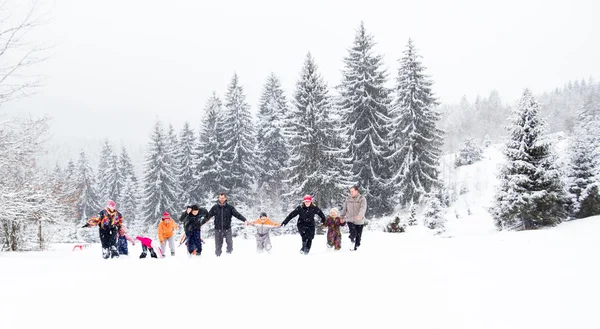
left=140, top=245, right=148, bottom=258
left=225, top=229, right=233, bottom=254
left=149, top=247, right=158, bottom=258
left=264, top=234, right=272, bottom=252
left=354, top=224, right=364, bottom=249
left=160, top=240, right=166, bottom=254
left=215, top=229, right=224, bottom=256
left=334, top=231, right=341, bottom=250
left=348, top=222, right=356, bottom=243
left=298, top=225, right=307, bottom=253
left=168, top=236, right=175, bottom=255
left=187, top=235, right=195, bottom=255
left=305, top=226, right=315, bottom=253
left=256, top=234, right=264, bottom=252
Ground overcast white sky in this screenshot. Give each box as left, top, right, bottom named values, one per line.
left=3, top=0, right=599, bottom=168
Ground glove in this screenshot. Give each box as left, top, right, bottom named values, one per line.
left=81, top=223, right=90, bottom=228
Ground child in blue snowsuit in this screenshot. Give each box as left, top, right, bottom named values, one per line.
left=117, top=224, right=135, bottom=255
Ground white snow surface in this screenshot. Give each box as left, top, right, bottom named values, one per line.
left=1, top=215, right=599, bottom=329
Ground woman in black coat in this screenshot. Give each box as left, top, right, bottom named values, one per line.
left=281, top=195, right=326, bottom=255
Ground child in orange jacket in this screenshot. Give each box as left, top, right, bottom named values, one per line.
left=158, top=212, right=179, bottom=257
left=246, top=212, right=280, bottom=253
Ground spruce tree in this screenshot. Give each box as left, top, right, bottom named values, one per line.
left=220, top=74, right=257, bottom=204
left=176, top=121, right=197, bottom=206
left=75, top=151, right=101, bottom=223
left=492, top=89, right=568, bottom=230
left=339, top=22, right=393, bottom=216
left=96, top=141, right=119, bottom=202
left=256, top=73, right=290, bottom=201
left=389, top=39, right=444, bottom=207
left=117, top=146, right=140, bottom=227
left=141, top=120, right=179, bottom=226
left=566, top=129, right=600, bottom=219
left=194, top=92, right=226, bottom=201
left=454, top=137, right=483, bottom=168
left=284, top=53, right=348, bottom=208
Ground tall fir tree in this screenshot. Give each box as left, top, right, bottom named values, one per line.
left=566, top=131, right=600, bottom=218
left=284, top=53, right=349, bottom=208
left=176, top=121, right=197, bottom=206
left=220, top=74, right=257, bottom=204
left=141, top=120, right=179, bottom=226
left=117, top=146, right=140, bottom=227
left=75, top=151, right=101, bottom=223
left=194, top=92, right=226, bottom=202
left=388, top=39, right=444, bottom=207
left=492, top=89, right=568, bottom=230
left=339, top=22, right=393, bottom=216
left=96, top=141, right=119, bottom=203
left=256, top=73, right=290, bottom=201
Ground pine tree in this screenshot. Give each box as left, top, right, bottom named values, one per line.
left=423, top=193, right=446, bottom=234
left=194, top=92, right=226, bottom=201
left=74, top=151, right=101, bottom=223
left=176, top=121, right=197, bottom=206
left=284, top=53, right=349, bottom=208
left=96, top=141, right=119, bottom=202
left=454, top=137, right=483, bottom=167
left=492, top=89, right=568, bottom=230
left=566, top=129, right=600, bottom=218
left=338, top=22, right=393, bottom=217
left=389, top=39, right=444, bottom=207
left=256, top=73, right=290, bottom=201
left=141, top=120, right=179, bottom=226
left=117, top=146, right=140, bottom=228
left=220, top=74, right=257, bottom=204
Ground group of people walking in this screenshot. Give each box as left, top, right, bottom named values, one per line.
left=82, top=186, right=367, bottom=259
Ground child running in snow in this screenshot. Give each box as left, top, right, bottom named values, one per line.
left=246, top=212, right=280, bottom=253
left=158, top=212, right=178, bottom=257
left=323, top=208, right=345, bottom=251
left=117, top=224, right=136, bottom=255
left=135, top=236, right=161, bottom=259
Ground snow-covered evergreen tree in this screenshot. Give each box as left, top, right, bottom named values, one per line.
left=492, top=89, right=568, bottom=230
left=141, top=120, right=179, bottom=226
left=220, top=74, right=257, bottom=204
left=194, top=92, right=226, bottom=201
left=339, top=22, right=393, bottom=217
left=256, top=73, right=290, bottom=202
left=176, top=121, right=197, bottom=206
left=284, top=53, right=349, bottom=208
left=96, top=141, right=120, bottom=203
left=388, top=39, right=444, bottom=208
left=423, top=193, right=446, bottom=234
left=454, top=137, right=483, bottom=167
left=117, top=146, right=141, bottom=228
left=74, top=151, right=101, bottom=223
left=566, top=128, right=600, bottom=219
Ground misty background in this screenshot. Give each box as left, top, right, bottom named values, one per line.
left=3, top=0, right=599, bottom=171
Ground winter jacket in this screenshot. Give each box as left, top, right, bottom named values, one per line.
left=324, top=216, right=345, bottom=233
left=135, top=236, right=153, bottom=248
left=340, top=194, right=367, bottom=225
left=282, top=203, right=326, bottom=227
left=118, top=225, right=135, bottom=245
left=158, top=218, right=179, bottom=242
left=250, top=218, right=280, bottom=235
left=206, top=202, right=248, bottom=230
left=88, top=208, right=123, bottom=230
left=182, top=208, right=209, bottom=233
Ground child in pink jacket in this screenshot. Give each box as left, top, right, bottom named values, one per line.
left=135, top=236, right=162, bottom=259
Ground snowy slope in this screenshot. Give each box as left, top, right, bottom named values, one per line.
left=1, top=215, right=599, bottom=329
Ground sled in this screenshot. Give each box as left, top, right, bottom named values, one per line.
left=72, top=243, right=91, bottom=251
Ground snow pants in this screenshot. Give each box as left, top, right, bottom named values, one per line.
left=117, top=236, right=129, bottom=255
left=187, top=230, right=202, bottom=255
left=140, top=245, right=157, bottom=258
left=327, top=229, right=342, bottom=250
left=298, top=224, right=315, bottom=254
left=256, top=233, right=272, bottom=252
left=348, top=223, right=363, bottom=249
left=99, top=227, right=118, bottom=259
left=160, top=236, right=176, bottom=255
left=215, top=229, right=233, bottom=256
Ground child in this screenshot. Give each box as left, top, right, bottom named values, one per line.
left=247, top=212, right=280, bottom=253
left=135, top=236, right=162, bottom=259
left=158, top=212, right=179, bottom=257
left=323, top=208, right=345, bottom=251
left=117, top=224, right=136, bottom=255
left=182, top=205, right=208, bottom=256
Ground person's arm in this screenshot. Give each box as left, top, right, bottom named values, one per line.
left=358, top=196, right=367, bottom=220
left=158, top=223, right=165, bottom=242
left=178, top=212, right=188, bottom=223
left=200, top=208, right=211, bottom=225
left=231, top=206, right=247, bottom=222
left=340, top=198, right=348, bottom=219
left=281, top=207, right=300, bottom=226
left=317, top=208, right=326, bottom=223
left=83, top=211, right=103, bottom=227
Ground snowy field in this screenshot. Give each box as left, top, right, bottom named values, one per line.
left=1, top=215, right=599, bottom=329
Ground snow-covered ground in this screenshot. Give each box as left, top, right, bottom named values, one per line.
left=1, top=215, right=599, bottom=329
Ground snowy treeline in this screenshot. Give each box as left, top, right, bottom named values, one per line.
left=3, top=19, right=600, bottom=250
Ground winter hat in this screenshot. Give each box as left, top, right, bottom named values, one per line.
left=107, top=200, right=116, bottom=209
left=162, top=212, right=170, bottom=219
left=330, top=208, right=339, bottom=216
left=303, top=195, right=313, bottom=203
left=259, top=212, right=267, bottom=218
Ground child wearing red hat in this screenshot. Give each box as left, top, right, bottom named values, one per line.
left=158, top=212, right=179, bottom=257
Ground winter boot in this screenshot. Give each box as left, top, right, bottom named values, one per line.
left=150, top=250, right=158, bottom=258
left=102, top=248, right=110, bottom=259
left=110, top=246, right=119, bottom=258
left=171, top=251, right=175, bottom=257
left=140, top=252, right=147, bottom=259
